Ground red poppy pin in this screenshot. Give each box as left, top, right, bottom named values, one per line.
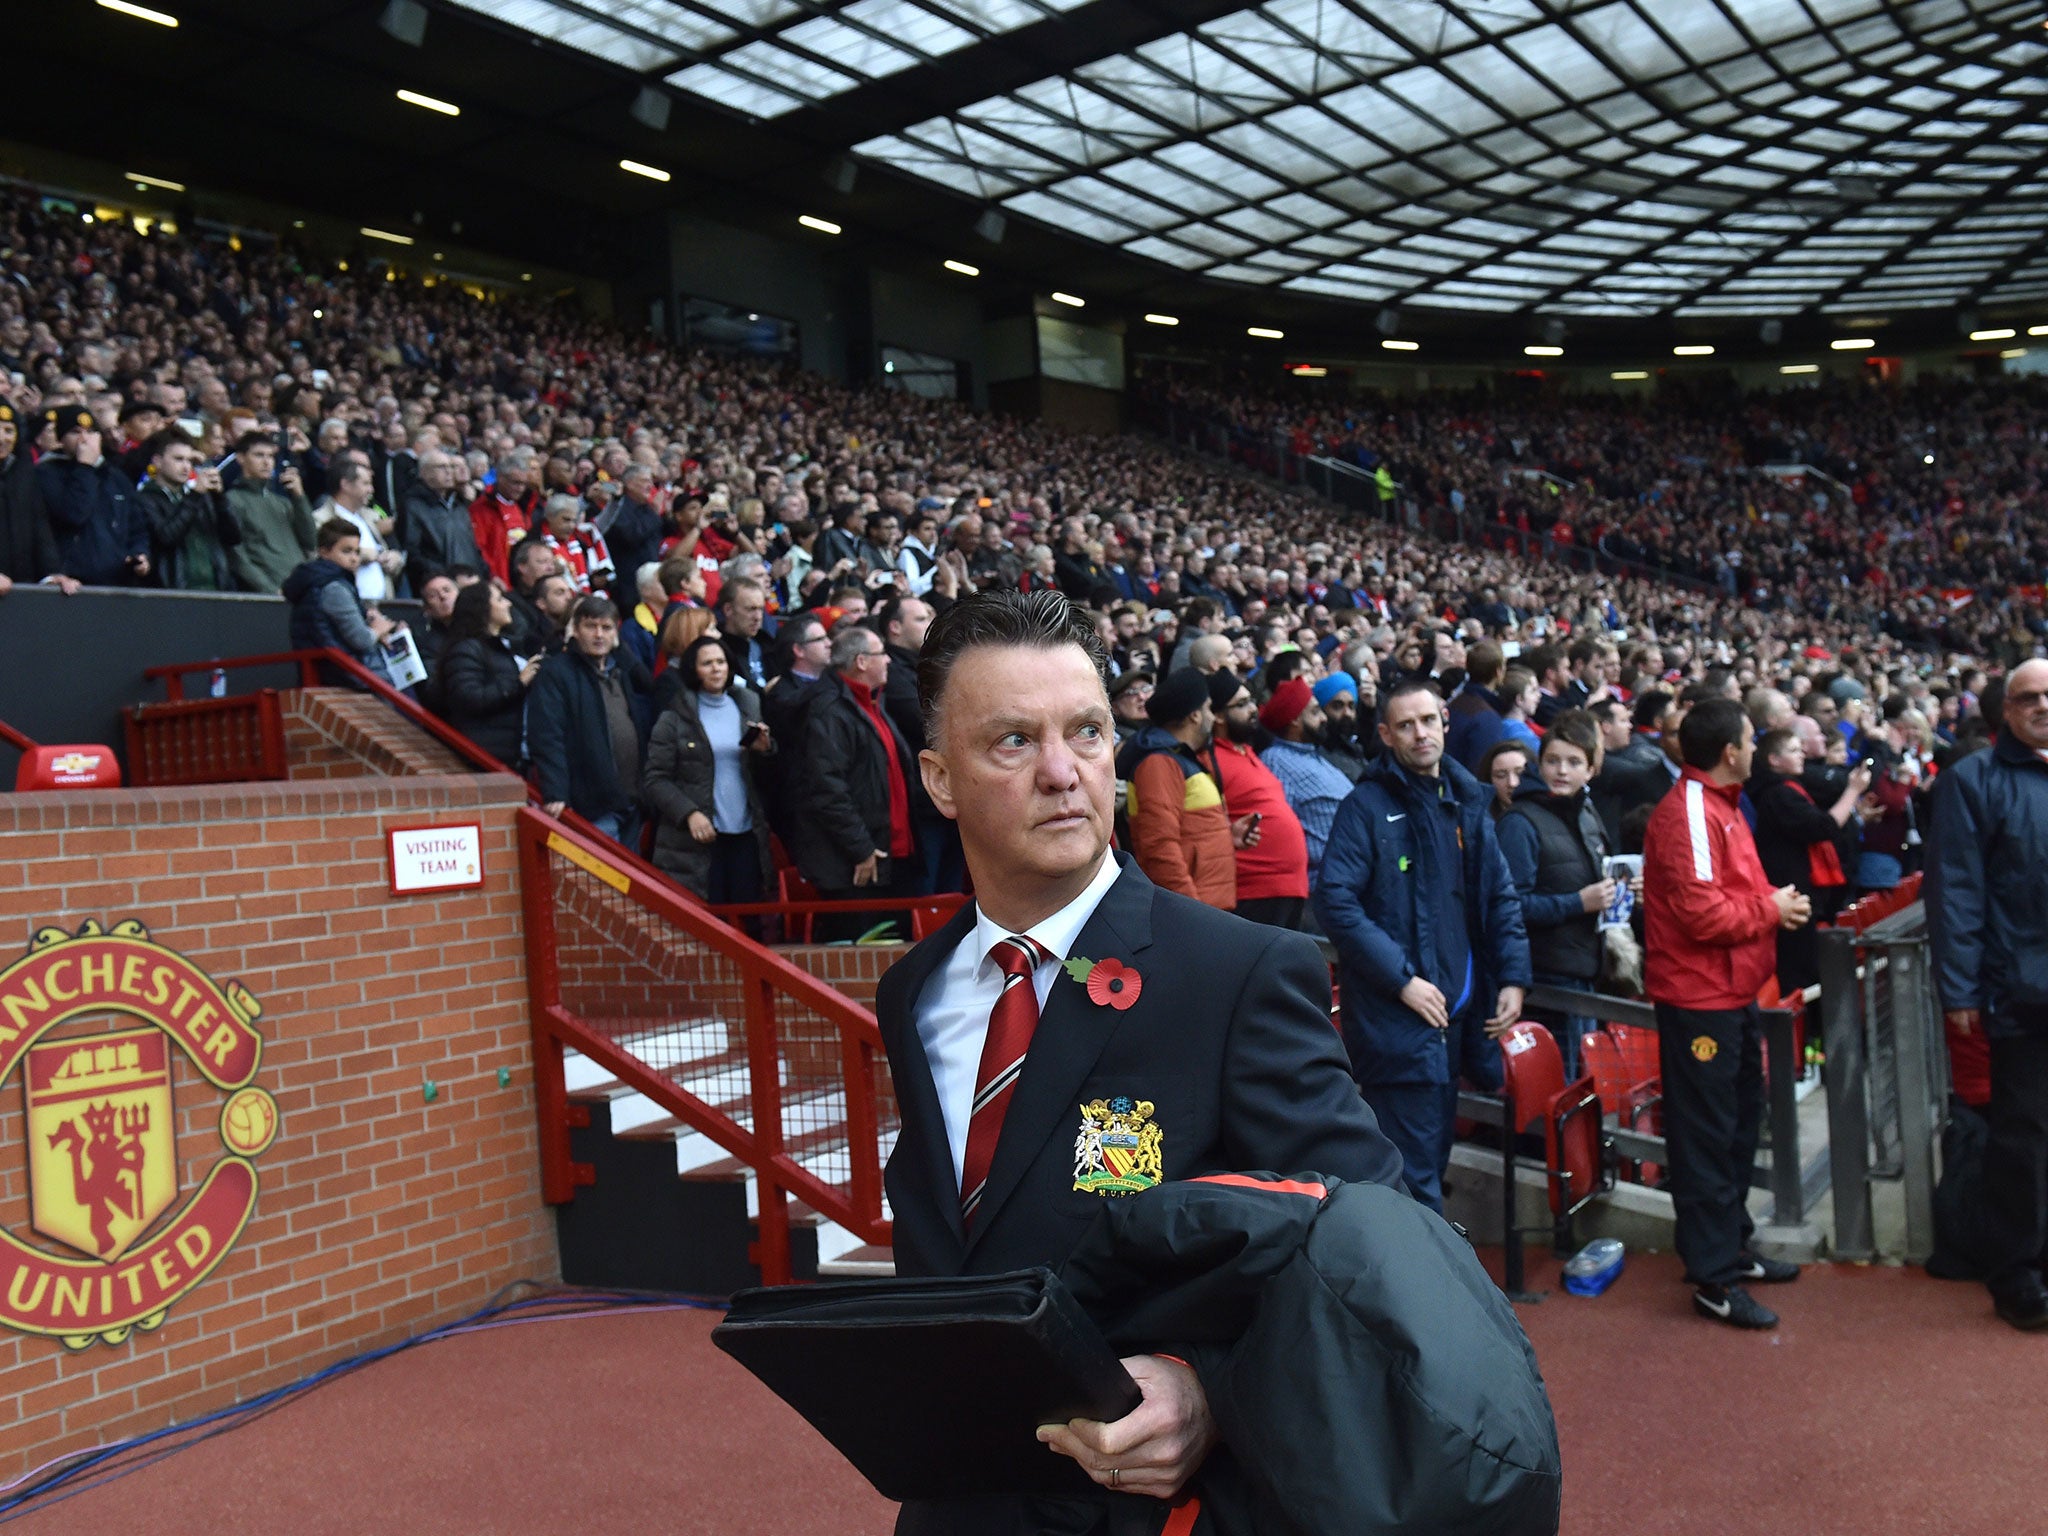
left=1061, top=955, right=1143, bottom=1011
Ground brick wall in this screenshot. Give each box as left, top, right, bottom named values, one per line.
left=282, top=688, right=474, bottom=780
left=773, top=943, right=911, bottom=1009
left=0, top=772, right=555, bottom=1481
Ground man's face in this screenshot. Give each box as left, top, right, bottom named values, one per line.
left=1811, top=696, right=1839, bottom=730
left=919, top=643, right=1115, bottom=890
left=1599, top=708, right=1632, bottom=751
left=790, top=623, right=830, bottom=672
left=1541, top=740, right=1594, bottom=797
left=2004, top=660, right=2048, bottom=751
left=572, top=613, right=619, bottom=659
left=889, top=598, right=935, bottom=654
left=536, top=576, right=576, bottom=622
left=328, top=535, right=363, bottom=572
left=1322, top=693, right=1356, bottom=738
left=1296, top=700, right=1326, bottom=741
left=844, top=632, right=890, bottom=690
left=1661, top=705, right=1690, bottom=765
left=423, top=453, right=456, bottom=492
left=624, top=472, right=654, bottom=504
left=241, top=442, right=276, bottom=480
left=126, top=408, right=163, bottom=442
left=1114, top=611, right=1140, bottom=642
left=837, top=595, right=869, bottom=625
left=1112, top=680, right=1153, bottom=724
left=1379, top=689, right=1446, bottom=774
left=724, top=585, right=766, bottom=638
left=1728, top=730, right=1757, bottom=783
left=421, top=576, right=458, bottom=622
left=318, top=420, right=349, bottom=454
left=156, top=442, right=197, bottom=483
left=545, top=502, right=579, bottom=538
left=1217, top=688, right=1257, bottom=743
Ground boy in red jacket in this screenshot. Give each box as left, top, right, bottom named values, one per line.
left=1643, top=698, right=1811, bottom=1329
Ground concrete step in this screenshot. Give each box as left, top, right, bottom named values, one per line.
left=818, top=1244, right=897, bottom=1278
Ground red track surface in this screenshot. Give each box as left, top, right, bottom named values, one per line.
left=20, top=1252, right=2046, bottom=1535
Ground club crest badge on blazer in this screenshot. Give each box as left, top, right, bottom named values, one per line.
left=1072, top=1096, right=1162, bottom=1196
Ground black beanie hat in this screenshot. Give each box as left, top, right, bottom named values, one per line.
left=1146, top=667, right=1210, bottom=727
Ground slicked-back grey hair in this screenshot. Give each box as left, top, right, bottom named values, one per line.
left=916, top=589, right=1110, bottom=750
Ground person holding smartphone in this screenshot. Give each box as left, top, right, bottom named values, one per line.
left=643, top=633, right=775, bottom=904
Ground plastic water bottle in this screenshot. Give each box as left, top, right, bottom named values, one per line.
left=1562, top=1238, right=1625, bottom=1297
left=208, top=662, right=227, bottom=699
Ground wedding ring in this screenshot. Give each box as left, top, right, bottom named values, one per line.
left=1109, top=1467, right=1121, bottom=1489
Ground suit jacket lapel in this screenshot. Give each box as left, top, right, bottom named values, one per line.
left=883, top=901, right=978, bottom=1254
left=965, top=857, right=1156, bottom=1254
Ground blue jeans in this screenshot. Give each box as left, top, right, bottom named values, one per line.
left=1857, top=851, right=1904, bottom=891
left=1532, top=970, right=1596, bottom=1080
left=586, top=809, right=641, bottom=850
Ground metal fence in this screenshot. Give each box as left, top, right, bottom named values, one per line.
left=1817, top=903, right=1949, bottom=1263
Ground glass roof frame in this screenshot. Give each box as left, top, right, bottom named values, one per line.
left=851, top=0, right=2048, bottom=317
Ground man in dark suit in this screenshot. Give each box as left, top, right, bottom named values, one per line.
left=877, top=588, right=1404, bottom=1531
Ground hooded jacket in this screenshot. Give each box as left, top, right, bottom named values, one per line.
left=1641, top=767, right=1779, bottom=1011
left=1313, top=753, right=1531, bottom=1084
left=1117, top=725, right=1235, bottom=910
left=1927, top=732, right=2048, bottom=1035
left=1059, top=1173, right=1561, bottom=1536
left=0, top=450, right=59, bottom=583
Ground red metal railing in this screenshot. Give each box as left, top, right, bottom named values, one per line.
left=519, top=810, right=892, bottom=1282
left=125, top=690, right=288, bottom=786
left=0, top=717, right=35, bottom=754
left=143, top=647, right=902, bottom=1282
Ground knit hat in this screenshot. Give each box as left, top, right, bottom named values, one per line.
left=1146, top=667, right=1211, bottom=727
left=1313, top=671, right=1359, bottom=706
left=1260, top=677, right=1315, bottom=734
left=43, top=404, right=93, bottom=438
left=1206, top=667, right=1245, bottom=714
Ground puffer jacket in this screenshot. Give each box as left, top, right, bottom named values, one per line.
left=642, top=684, right=773, bottom=898
left=1059, top=1172, right=1561, bottom=1536
left=1117, top=725, right=1235, bottom=909
left=1928, top=733, right=2048, bottom=1035
left=1313, top=754, right=1531, bottom=1084
left=1641, top=767, right=1779, bottom=1010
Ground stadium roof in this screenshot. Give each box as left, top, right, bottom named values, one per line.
left=443, top=0, right=2048, bottom=321
left=852, top=0, right=2048, bottom=318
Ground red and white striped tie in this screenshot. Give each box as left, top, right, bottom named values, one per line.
left=960, top=935, right=1052, bottom=1223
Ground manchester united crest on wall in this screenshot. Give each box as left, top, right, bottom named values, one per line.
left=0, top=920, right=277, bottom=1349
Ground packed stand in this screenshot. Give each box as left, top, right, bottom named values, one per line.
left=3, top=186, right=2043, bottom=1332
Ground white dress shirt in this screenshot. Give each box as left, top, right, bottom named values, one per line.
left=914, top=851, right=1123, bottom=1187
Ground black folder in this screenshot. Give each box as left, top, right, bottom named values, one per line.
left=712, top=1267, right=1141, bottom=1502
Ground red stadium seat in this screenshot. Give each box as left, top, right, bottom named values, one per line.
left=1498, top=1022, right=1609, bottom=1250
left=777, top=866, right=819, bottom=944
left=1582, top=1026, right=1663, bottom=1186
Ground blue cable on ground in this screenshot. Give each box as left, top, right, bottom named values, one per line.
left=0, top=1284, right=726, bottom=1522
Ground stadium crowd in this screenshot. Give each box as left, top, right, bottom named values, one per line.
left=2, top=183, right=2043, bottom=1332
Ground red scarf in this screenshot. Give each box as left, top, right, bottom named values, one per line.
left=1785, top=781, right=1847, bottom=888
left=847, top=678, right=914, bottom=860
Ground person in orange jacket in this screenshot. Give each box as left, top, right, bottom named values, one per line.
left=1114, top=667, right=1248, bottom=910
left=1643, top=697, right=1812, bottom=1331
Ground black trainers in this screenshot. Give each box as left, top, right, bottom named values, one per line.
left=1693, top=1283, right=1778, bottom=1330
left=1736, top=1252, right=1801, bottom=1284
left=1993, top=1285, right=2048, bottom=1332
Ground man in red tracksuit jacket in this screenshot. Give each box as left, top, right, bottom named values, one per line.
left=1643, top=698, right=1811, bottom=1330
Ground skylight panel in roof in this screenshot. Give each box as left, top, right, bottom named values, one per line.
left=1504, top=26, right=1624, bottom=101
left=1048, top=175, right=1185, bottom=229
left=689, top=0, right=802, bottom=24
left=1158, top=220, right=1260, bottom=257
left=1224, top=113, right=1373, bottom=178
left=1382, top=66, right=1506, bottom=138
left=668, top=63, right=808, bottom=117
left=1289, top=233, right=1366, bottom=257
left=1101, top=159, right=1234, bottom=217
left=775, top=17, right=923, bottom=81
left=1120, top=234, right=1216, bottom=269
left=1540, top=232, right=1648, bottom=256
left=1320, top=86, right=1447, bottom=150
left=1566, top=4, right=1687, bottom=75
left=1478, top=171, right=1544, bottom=196
left=1319, top=177, right=1402, bottom=213
left=1404, top=290, right=1525, bottom=312
left=716, top=41, right=858, bottom=100
left=446, top=0, right=719, bottom=69
left=1282, top=275, right=1400, bottom=300
left=1001, top=190, right=1143, bottom=243
left=1658, top=1, right=1752, bottom=67
left=1156, top=140, right=1288, bottom=199
left=1216, top=206, right=1310, bottom=241
left=1263, top=191, right=1347, bottom=228
left=1452, top=45, right=1559, bottom=119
